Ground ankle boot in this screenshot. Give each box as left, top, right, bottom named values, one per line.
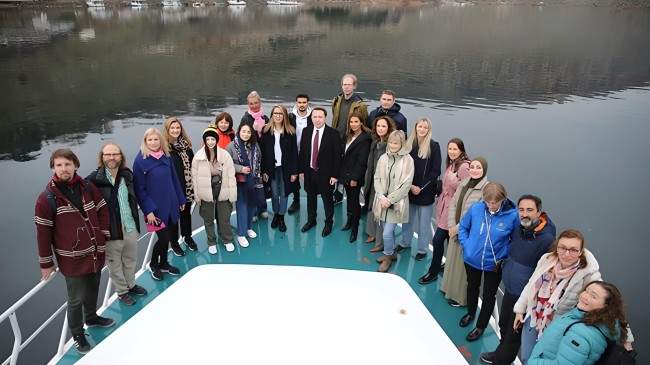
left=349, top=227, right=358, bottom=243
left=278, top=214, right=287, bottom=232
left=271, top=214, right=280, bottom=228
left=341, top=219, right=352, bottom=231
left=378, top=253, right=397, bottom=272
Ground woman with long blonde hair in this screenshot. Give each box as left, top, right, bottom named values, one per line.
left=162, top=117, right=196, bottom=255
left=260, top=104, right=298, bottom=232
left=133, top=128, right=186, bottom=280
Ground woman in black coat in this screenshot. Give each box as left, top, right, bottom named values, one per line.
left=163, top=117, right=196, bottom=256
left=339, top=111, right=372, bottom=242
left=260, top=105, right=298, bottom=232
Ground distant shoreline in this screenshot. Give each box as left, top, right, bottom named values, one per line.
left=4, top=0, right=649, bottom=9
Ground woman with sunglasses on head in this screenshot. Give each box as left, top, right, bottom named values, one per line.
left=260, top=105, right=298, bottom=233
left=162, top=117, right=196, bottom=256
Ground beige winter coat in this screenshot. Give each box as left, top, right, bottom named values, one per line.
left=191, top=147, right=237, bottom=204
left=372, top=144, right=414, bottom=224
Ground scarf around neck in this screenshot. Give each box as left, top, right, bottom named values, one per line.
left=170, top=135, right=194, bottom=202
left=529, top=256, right=581, bottom=336
left=234, top=136, right=262, bottom=189
left=248, top=108, right=266, bottom=137
left=149, top=149, right=164, bottom=159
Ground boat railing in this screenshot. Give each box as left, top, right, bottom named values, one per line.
left=0, top=233, right=156, bottom=365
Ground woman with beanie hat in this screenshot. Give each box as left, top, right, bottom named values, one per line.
left=440, top=157, right=489, bottom=307
left=191, top=125, right=238, bottom=254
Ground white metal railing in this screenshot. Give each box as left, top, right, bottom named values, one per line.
left=1, top=233, right=156, bottom=365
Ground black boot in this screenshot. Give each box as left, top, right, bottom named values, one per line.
left=271, top=214, right=280, bottom=228
left=279, top=214, right=287, bottom=232
left=349, top=227, right=358, bottom=243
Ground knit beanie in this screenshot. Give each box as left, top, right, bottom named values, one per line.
left=203, top=124, right=220, bottom=144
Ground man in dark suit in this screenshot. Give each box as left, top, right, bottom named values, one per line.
left=298, top=107, right=342, bottom=237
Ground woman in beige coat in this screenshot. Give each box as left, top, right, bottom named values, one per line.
left=372, top=130, right=414, bottom=273
left=191, top=125, right=237, bottom=255
left=439, top=157, right=488, bottom=306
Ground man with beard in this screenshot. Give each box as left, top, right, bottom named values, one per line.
left=366, top=90, right=407, bottom=134
left=86, top=143, right=148, bottom=306
left=35, top=148, right=114, bottom=355
left=287, top=94, right=313, bottom=213
left=479, top=195, right=556, bottom=365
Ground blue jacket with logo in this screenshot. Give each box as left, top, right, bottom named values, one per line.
left=502, top=213, right=557, bottom=301
left=458, top=199, right=518, bottom=272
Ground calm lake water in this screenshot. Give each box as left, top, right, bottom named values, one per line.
left=1, top=4, right=649, bottom=364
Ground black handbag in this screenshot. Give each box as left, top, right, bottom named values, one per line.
left=435, top=179, right=443, bottom=197
left=211, top=174, right=222, bottom=200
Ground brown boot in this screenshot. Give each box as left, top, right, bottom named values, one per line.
left=378, top=253, right=397, bottom=272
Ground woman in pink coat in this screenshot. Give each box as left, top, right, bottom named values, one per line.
left=418, top=138, right=470, bottom=284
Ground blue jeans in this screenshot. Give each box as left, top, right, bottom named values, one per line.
left=520, top=317, right=537, bottom=365
left=236, top=184, right=256, bottom=236
left=382, top=221, right=398, bottom=255
left=270, top=166, right=288, bottom=215
left=400, top=203, right=433, bottom=253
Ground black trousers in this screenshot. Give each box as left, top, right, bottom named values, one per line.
left=493, top=295, right=521, bottom=365
left=344, top=184, right=361, bottom=228
left=306, top=169, right=334, bottom=224
left=152, top=217, right=178, bottom=265
left=65, top=272, right=101, bottom=337
left=465, top=263, right=502, bottom=329
left=174, top=201, right=192, bottom=240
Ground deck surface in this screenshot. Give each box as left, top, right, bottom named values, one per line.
left=56, top=198, right=502, bottom=364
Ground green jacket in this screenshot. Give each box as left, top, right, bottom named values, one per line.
left=331, top=93, right=369, bottom=138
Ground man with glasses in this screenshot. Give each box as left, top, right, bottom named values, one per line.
left=480, top=195, right=556, bottom=365
left=35, top=148, right=114, bottom=355
left=87, top=143, right=148, bottom=307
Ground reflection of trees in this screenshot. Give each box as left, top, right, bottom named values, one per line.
left=0, top=5, right=649, bottom=160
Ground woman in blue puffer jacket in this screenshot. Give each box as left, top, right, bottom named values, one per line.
left=457, top=182, right=518, bottom=342
left=528, top=281, right=629, bottom=365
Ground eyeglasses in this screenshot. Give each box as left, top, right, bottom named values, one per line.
left=557, top=246, right=581, bottom=255
left=272, top=112, right=284, bottom=116
left=103, top=153, right=121, bottom=158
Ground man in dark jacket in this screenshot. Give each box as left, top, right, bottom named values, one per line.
left=35, top=148, right=114, bottom=355
left=86, top=143, right=148, bottom=307
left=298, top=107, right=342, bottom=237
left=366, top=90, right=407, bottom=134
left=480, top=195, right=556, bottom=365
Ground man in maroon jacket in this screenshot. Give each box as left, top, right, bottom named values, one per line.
left=34, top=148, right=114, bottom=355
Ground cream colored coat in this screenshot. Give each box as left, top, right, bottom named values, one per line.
left=372, top=146, right=414, bottom=224
left=191, top=147, right=237, bottom=204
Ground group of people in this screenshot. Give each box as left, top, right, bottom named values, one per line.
left=34, top=73, right=635, bottom=364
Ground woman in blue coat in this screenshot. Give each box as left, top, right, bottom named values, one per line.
left=458, top=182, right=518, bottom=342
left=528, top=281, right=629, bottom=365
left=133, top=128, right=187, bottom=281
left=260, top=104, right=298, bottom=232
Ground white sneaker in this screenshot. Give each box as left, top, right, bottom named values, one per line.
left=259, top=211, right=269, bottom=219
left=237, top=236, right=250, bottom=248
left=252, top=215, right=258, bottom=223
left=224, top=243, right=235, bottom=252
left=208, top=245, right=217, bottom=255
left=247, top=229, right=257, bottom=239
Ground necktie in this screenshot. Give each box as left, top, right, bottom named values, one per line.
left=312, top=129, right=319, bottom=170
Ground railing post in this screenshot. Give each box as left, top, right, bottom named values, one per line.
left=141, top=233, right=156, bottom=272
left=8, top=313, right=21, bottom=365
left=56, top=314, right=69, bottom=358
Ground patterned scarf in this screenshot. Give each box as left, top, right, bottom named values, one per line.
left=529, top=256, right=581, bottom=337
left=169, top=135, right=194, bottom=202
left=233, top=136, right=262, bottom=190
left=248, top=108, right=266, bottom=137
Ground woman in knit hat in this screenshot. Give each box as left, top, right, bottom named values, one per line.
left=191, top=125, right=238, bottom=254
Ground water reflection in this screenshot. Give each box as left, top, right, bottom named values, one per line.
left=0, top=5, right=649, bottom=160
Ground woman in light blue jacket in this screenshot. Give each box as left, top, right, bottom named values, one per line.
left=457, top=182, right=518, bottom=342
left=528, top=281, right=629, bottom=365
